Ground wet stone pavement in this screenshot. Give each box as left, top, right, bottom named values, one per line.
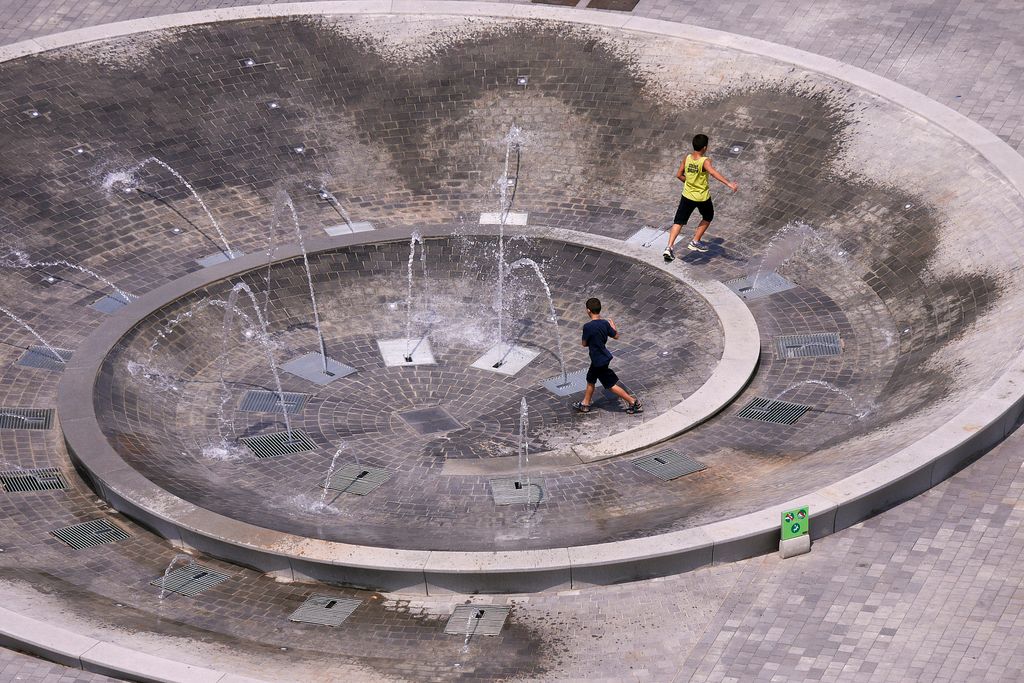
left=0, top=2, right=1022, bottom=682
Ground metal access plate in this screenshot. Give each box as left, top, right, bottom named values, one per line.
left=240, top=429, right=317, bottom=458
left=541, top=368, right=588, bottom=396
left=774, top=332, right=842, bottom=359
left=281, top=352, right=356, bottom=385
left=150, top=563, right=230, bottom=597
left=724, top=272, right=796, bottom=301
left=737, top=397, right=811, bottom=425
left=289, top=594, right=362, bottom=626
left=625, top=226, right=670, bottom=251
left=377, top=338, right=435, bottom=366
left=0, top=408, right=53, bottom=430
left=238, top=390, right=309, bottom=414
left=722, top=141, right=750, bottom=158
left=399, top=407, right=462, bottom=435
left=90, top=295, right=130, bottom=314
left=16, top=346, right=72, bottom=371
left=479, top=212, right=528, bottom=226
left=445, top=605, right=511, bottom=636
left=325, top=464, right=392, bottom=496
left=489, top=478, right=543, bottom=505
left=0, top=467, right=68, bottom=492
left=632, top=449, right=707, bottom=481
left=51, top=518, right=130, bottom=549
left=323, top=221, right=375, bottom=236
left=470, top=343, right=540, bottom=376
left=192, top=250, right=240, bottom=270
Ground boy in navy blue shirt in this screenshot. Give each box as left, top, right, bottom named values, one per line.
left=573, top=298, right=642, bottom=414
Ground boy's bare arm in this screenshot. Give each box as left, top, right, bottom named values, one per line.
left=607, top=319, right=620, bottom=339
left=704, top=159, right=738, bottom=192
left=675, top=158, right=687, bottom=183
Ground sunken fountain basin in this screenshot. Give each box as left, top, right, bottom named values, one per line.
left=57, top=223, right=1024, bottom=594
left=59, top=224, right=766, bottom=592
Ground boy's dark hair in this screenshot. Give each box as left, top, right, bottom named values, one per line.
left=692, top=133, right=709, bottom=151
left=585, top=297, right=602, bottom=314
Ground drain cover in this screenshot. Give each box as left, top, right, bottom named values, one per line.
left=90, top=295, right=130, bottom=314
left=0, top=467, right=68, bottom=492
left=51, top=518, right=130, bottom=549
left=0, top=408, right=53, bottom=430
left=281, top=352, right=356, bottom=384
left=737, top=397, right=810, bottom=425
left=289, top=595, right=362, bottom=626
left=723, top=141, right=750, bottom=158
left=541, top=368, right=588, bottom=396
left=398, top=407, right=462, bottom=435
left=16, top=346, right=72, bottom=371
left=489, top=478, right=543, bottom=505
left=444, top=605, right=511, bottom=636
left=774, top=332, right=842, bottom=359
left=325, top=464, right=391, bottom=495
left=238, top=390, right=309, bottom=414
left=724, top=273, right=796, bottom=300
left=150, top=563, right=230, bottom=597
left=632, top=449, right=707, bottom=481
left=240, top=429, right=317, bottom=458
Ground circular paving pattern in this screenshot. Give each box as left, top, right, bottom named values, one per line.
left=0, top=2, right=1023, bottom=680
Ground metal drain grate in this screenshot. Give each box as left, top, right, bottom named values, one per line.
left=632, top=449, right=707, bottom=481
left=325, top=464, right=391, bottom=496
left=724, top=273, right=796, bottom=301
left=489, top=478, right=543, bottom=505
left=238, top=390, right=308, bottom=414
left=541, top=368, right=588, bottom=396
left=0, top=467, right=68, bottom=492
left=737, top=397, right=810, bottom=425
left=289, top=595, right=362, bottom=626
left=51, top=518, right=130, bottom=549
left=16, top=346, right=72, bottom=370
left=774, top=332, right=842, bottom=359
left=0, top=408, right=53, bottom=430
left=445, top=605, right=511, bottom=636
left=150, top=563, right=230, bottom=597
left=240, top=429, right=317, bottom=458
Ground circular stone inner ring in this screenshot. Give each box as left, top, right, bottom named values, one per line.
left=58, top=224, right=759, bottom=593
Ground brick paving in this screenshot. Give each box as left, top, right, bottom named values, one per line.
left=0, top=1, right=1021, bottom=682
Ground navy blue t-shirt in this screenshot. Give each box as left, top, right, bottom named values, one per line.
left=582, top=319, right=616, bottom=367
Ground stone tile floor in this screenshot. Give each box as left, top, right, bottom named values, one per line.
left=0, top=648, right=115, bottom=682
left=1, top=0, right=1023, bottom=681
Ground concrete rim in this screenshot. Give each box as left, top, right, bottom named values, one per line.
left=58, top=224, right=759, bottom=589
left=1, top=2, right=1022, bottom=680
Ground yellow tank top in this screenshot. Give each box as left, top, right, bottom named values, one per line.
left=682, top=154, right=710, bottom=202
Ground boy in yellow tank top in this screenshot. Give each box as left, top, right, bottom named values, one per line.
left=663, top=133, right=738, bottom=259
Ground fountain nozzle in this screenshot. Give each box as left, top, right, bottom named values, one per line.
left=404, top=355, right=413, bottom=363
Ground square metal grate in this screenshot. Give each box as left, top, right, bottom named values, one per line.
left=325, top=464, right=392, bottom=496
left=632, top=449, right=707, bottom=481
left=541, top=368, right=588, bottom=397
left=774, top=332, right=842, bottom=359
left=289, top=594, right=362, bottom=626
left=444, top=605, right=511, bottom=636
left=90, top=295, right=130, bottom=314
left=281, top=352, right=357, bottom=385
left=51, top=518, right=130, bottom=549
left=240, top=429, right=317, bottom=458
left=238, top=390, right=309, bottom=414
left=17, top=346, right=72, bottom=370
left=737, top=397, right=811, bottom=425
left=0, top=467, right=68, bottom=492
left=399, top=407, right=462, bottom=435
left=150, top=563, right=230, bottom=597
left=489, top=478, right=543, bottom=505
left=0, top=408, right=53, bottom=430
left=724, top=273, right=796, bottom=301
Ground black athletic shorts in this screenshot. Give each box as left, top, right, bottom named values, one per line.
left=673, top=195, right=714, bottom=225
left=586, top=364, right=619, bottom=389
